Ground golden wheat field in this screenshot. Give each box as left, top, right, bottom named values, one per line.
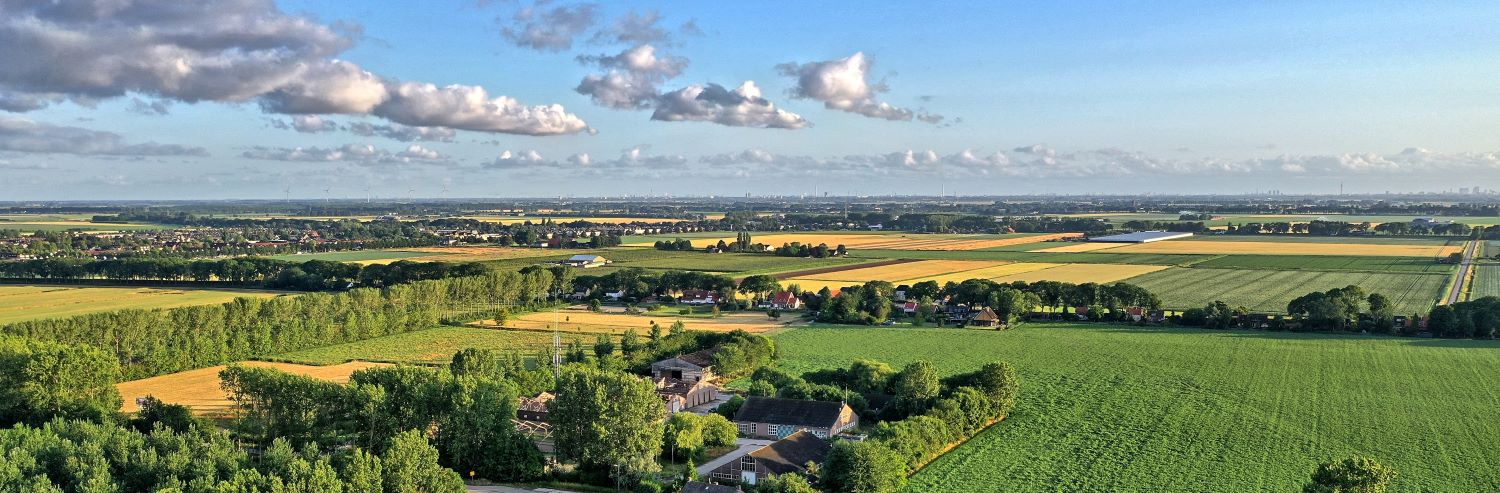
left=1035, top=242, right=1130, bottom=253
left=1108, top=240, right=1460, bottom=257
left=116, top=361, right=388, bottom=415
left=0, top=285, right=281, bottom=325
left=787, top=262, right=1062, bottom=293
left=499, top=308, right=790, bottom=334
left=798, top=260, right=1005, bottom=282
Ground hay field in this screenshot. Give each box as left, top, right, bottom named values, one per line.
left=116, top=361, right=387, bottom=415
left=1034, top=242, right=1129, bottom=253
left=634, top=232, right=1075, bottom=251
left=794, top=260, right=1003, bottom=282
left=0, top=285, right=282, bottom=325
left=500, top=308, right=790, bottom=334
left=987, top=263, right=1169, bottom=284
left=1109, top=240, right=1460, bottom=257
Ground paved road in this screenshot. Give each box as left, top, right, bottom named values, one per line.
left=696, top=437, right=775, bottom=476
left=1444, top=239, right=1479, bottom=305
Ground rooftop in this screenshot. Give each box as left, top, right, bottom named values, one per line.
left=735, top=397, right=848, bottom=428
left=749, top=431, right=833, bottom=476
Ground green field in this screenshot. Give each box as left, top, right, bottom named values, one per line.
left=1065, top=212, right=1500, bottom=227
left=848, top=249, right=1209, bottom=265
left=1183, top=235, right=1460, bottom=245
left=272, top=326, right=583, bottom=365
left=0, top=284, right=283, bottom=324
left=1470, top=265, right=1500, bottom=299
left=772, top=325, right=1500, bottom=492
left=615, top=253, right=873, bottom=276
left=1189, top=255, right=1455, bottom=273
left=1123, top=267, right=1447, bottom=314
left=267, top=250, right=446, bottom=262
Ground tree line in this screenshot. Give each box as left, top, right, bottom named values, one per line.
left=2, top=269, right=558, bottom=379
left=0, top=256, right=492, bottom=290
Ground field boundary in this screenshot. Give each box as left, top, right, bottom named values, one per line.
left=771, top=258, right=918, bottom=280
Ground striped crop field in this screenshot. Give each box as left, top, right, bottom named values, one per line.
left=1109, top=240, right=1461, bottom=257
left=1122, top=267, right=1448, bottom=314
left=0, top=285, right=282, bottom=325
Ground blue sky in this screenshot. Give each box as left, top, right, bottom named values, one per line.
left=2, top=0, right=1499, bottom=199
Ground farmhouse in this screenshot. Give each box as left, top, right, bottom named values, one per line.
left=767, top=291, right=801, bottom=310
left=733, top=397, right=858, bottom=440
left=651, top=350, right=719, bottom=413
left=1089, top=231, right=1194, bottom=243
left=516, top=391, right=554, bottom=422
left=680, top=289, right=719, bottom=305
left=708, top=431, right=832, bottom=485
left=560, top=254, right=609, bottom=268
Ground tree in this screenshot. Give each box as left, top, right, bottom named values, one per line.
left=821, top=441, right=907, bottom=493
left=1304, top=456, right=1397, bottom=493
left=889, top=360, right=940, bottom=413
left=755, top=474, right=819, bottom=493
left=381, top=429, right=465, bottom=493
left=130, top=396, right=200, bottom=433
left=701, top=413, right=738, bottom=448
left=1428, top=305, right=1459, bottom=337
left=1367, top=293, right=1396, bottom=334
left=847, top=359, right=895, bottom=394
left=649, top=323, right=663, bottom=343
left=449, top=348, right=501, bottom=379
left=670, top=320, right=687, bottom=336
left=0, top=338, right=122, bottom=426
left=549, top=367, right=665, bottom=480
left=593, top=334, right=615, bottom=359
left=436, top=377, right=544, bottom=482
left=664, top=412, right=705, bottom=462
left=620, top=328, right=642, bottom=359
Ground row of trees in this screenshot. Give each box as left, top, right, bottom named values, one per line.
left=2, top=268, right=558, bottom=379
left=773, top=242, right=847, bottom=258
left=807, top=278, right=1160, bottom=326
left=1428, top=296, right=1500, bottom=339
left=0, top=256, right=492, bottom=290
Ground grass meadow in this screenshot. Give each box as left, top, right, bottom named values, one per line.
left=0, top=285, right=282, bottom=324
left=771, top=325, right=1500, bottom=492
left=1123, top=267, right=1447, bottom=314
left=272, top=326, right=568, bottom=365
left=1189, top=254, right=1456, bottom=273
left=1469, top=265, right=1500, bottom=299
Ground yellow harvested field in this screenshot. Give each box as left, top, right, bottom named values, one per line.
left=500, top=308, right=790, bottom=334
left=1108, top=240, right=1461, bottom=257
left=383, top=246, right=591, bottom=263
left=1035, top=242, right=1130, bottom=253
left=116, top=361, right=388, bottom=416
left=0, top=285, right=282, bottom=325
left=671, top=233, right=1079, bottom=251
left=988, top=263, right=1169, bottom=284
left=801, top=260, right=1004, bottom=282
left=908, top=262, right=1064, bottom=285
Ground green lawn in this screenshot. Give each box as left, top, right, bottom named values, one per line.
left=1123, top=267, right=1447, bottom=314
left=771, top=325, right=1500, bottom=492
left=271, top=326, right=578, bottom=365
left=1189, top=255, right=1455, bottom=274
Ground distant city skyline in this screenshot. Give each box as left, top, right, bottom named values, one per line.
left=3, top=0, right=1500, bottom=199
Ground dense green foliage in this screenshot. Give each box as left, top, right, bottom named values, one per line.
left=2, top=269, right=557, bottom=378
left=1304, top=456, right=1398, bottom=493
left=0, top=336, right=121, bottom=426
left=772, top=325, right=1500, bottom=492
left=0, top=256, right=492, bottom=290
left=549, top=366, right=665, bottom=483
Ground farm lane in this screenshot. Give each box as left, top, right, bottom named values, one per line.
left=1443, top=239, right=1478, bottom=305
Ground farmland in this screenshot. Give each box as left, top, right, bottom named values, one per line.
left=499, top=307, right=792, bottom=334
left=1059, top=212, right=1500, bottom=227
left=1190, top=254, right=1456, bottom=273
left=1123, top=267, right=1448, bottom=314
left=1470, top=265, right=1500, bottom=299
left=622, top=232, right=1072, bottom=251
left=771, top=325, right=1500, bottom=492
left=273, top=327, right=564, bottom=365
left=0, top=284, right=283, bottom=324
left=1109, top=239, right=1461, bottom=257
left=115, top=361, right=387, bottom=416
left=268, top=249, right=446, bottom=263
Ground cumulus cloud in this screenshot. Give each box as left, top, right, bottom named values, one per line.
left=0, top=0, right=587, bottom=136
left=281, top=115, right=340, bottom=133
left=484, top=149, right=548, bottom=169
left=346, top=122, right=457, bottom=142
left=241, top=143, right=448, bottom=164
left=0, top=116, right=206, bottom=156
left=374, top=82, right=589, bottom=135
left=653, top=82, right=808, bottom=129
left=592, top=10, right=673, bottom=45
left=126, top=98, right=172, bottom=116
left=778, top=52, right=938, bottom=123
left=502, top=1, right=598, bottom=52
left=575, top=44, right=687, bottom=109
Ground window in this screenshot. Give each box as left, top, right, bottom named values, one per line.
left=741, top=456, right=756, bottom=472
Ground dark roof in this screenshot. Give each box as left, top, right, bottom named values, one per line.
left=973, top=307, right=999, bottom=321
left=683, top=481, right=740, bottom=493
left=735, top=397, right=847, bottom=428
left=750, top=431, right=833, bottom=476
left=678, top=347, right=718, bottom=367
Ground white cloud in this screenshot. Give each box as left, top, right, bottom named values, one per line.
left=0, top=116, right=206, bottom=156
left=241, top=143, right=448, bottom=164
left=575, top=44, right=686, bottom=109
left=652, top=82, right=808, bottom=129
left=0, top=0, right=588, bottom=136
left=484, top=149, right=548, bottom=169
left=346, top=122, right=457, bottom=142
left=778, top=52, right=939, bottom=123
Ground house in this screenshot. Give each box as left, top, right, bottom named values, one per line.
left=970, top=307, right=1000, bottom=327
left=767, top=291, right=801, bottom=310
left=893, top=285, right=910, bottom=302
left=652, top=350, right=719, bottom=413
left=708, top=431, right=832, bottom=485
left=944, top=305, right=974, bottom=325
left=560, top=254, right=608, bottom=268
left=901, top=301, right=918, bottom=314
left=516, top=392, right=554, bottom=422
left=1125, top=306, right=1146, bottom=322
left=681, top=289, right=719, bottom=305
left=683, top=481, right=741, bottom=493
left=733, top=397, right=858, bottom=440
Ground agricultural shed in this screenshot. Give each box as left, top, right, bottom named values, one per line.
left=1090, top=231, right=1194, bottom=243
